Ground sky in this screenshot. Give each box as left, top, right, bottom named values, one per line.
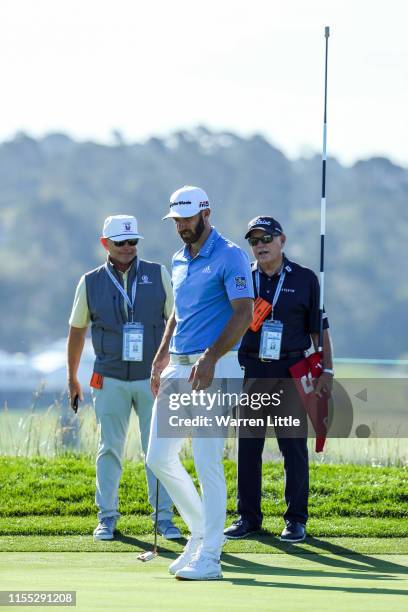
left=0, top=0, right=407, bottom=166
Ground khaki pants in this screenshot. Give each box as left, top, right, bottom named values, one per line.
left=92, top=376, right=173, bottom=522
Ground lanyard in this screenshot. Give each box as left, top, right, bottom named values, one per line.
left=255, top=267, right=286, bottom=311
left=104, top=260, right=139, bottom=322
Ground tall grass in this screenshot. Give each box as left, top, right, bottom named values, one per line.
left=0, top=401, right=407, bottom=466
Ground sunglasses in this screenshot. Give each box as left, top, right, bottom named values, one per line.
left=112, top=239, right=139, bottom=247
left=247, top=235, right=276, bottom=247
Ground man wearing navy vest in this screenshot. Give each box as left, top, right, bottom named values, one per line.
left=67, top=215, right=180, bottom=541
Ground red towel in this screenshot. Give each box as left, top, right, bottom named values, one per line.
left=289, top=352, right=328, bottom=452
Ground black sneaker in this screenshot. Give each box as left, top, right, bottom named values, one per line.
left=280, top=521, right=306, bottom=543
left=224, top=519, right=261, bottom=540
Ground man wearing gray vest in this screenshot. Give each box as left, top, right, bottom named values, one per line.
left=67, top=214, right=181, bottom=541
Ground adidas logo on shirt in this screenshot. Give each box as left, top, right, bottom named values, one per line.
left=202, top=265, right=211, bottom=273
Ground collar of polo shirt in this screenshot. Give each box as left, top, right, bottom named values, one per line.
left=252, top=254, right=292, bottom=275
left=107, top=254, right=137, bottom=276
left=182, top=226, right=218, bottom=260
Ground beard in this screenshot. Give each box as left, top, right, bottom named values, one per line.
left=179, top=214, right=206, bottom=244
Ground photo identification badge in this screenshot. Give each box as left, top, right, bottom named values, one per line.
left=122, top=322, right=144, bottom=362
left=259, top=320, right=283, bottom=360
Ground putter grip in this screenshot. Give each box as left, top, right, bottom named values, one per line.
left=325, top=26, right=330, bottom=37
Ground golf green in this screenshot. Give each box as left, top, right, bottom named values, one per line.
left=1, top=552, right=407, bottom=611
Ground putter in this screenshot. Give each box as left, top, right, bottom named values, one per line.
left=137, top=478, right=159, bottom=562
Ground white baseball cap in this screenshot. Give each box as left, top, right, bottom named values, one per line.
left=102, top=215, right=144, bottom=241
left=162, top=185, right=210, bottom=220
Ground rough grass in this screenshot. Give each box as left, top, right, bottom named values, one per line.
left=1, top=456, right=407, bottom=519
left=0, top=456, right=407, bottom=540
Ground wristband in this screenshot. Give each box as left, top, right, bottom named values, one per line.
left=323, top=368, right=334, bottom=375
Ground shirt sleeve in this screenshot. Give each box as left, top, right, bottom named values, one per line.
left=160, top=265, right=174, bottom=320
left=223, top=247, right=255, bottom=301
left=69, top=275, right=91, bottom=328
left=308, top=272, right=329, bottom=333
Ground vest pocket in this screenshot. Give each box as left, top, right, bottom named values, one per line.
left=101, top=330, right=122, bottom=356
left=92, top=327, right=103, bottom=355
left=100, top=328, right=105, bottom=356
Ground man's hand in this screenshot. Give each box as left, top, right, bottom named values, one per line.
left=68, top=378, right=84, bottom=412
left=188, top=351, right=217, bottom=391
left=314, top=372, right=333, bottom=398
left=150, top=352, right=170, bottom=397
left=150, top=311, right=176, bottom=397
left=67, top=325, right=87, bottom=412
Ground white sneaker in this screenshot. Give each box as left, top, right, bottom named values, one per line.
left=175, top=552, right=222, bottom=581
left=93, top=516, right=117, bottom=541
left=168, top=536, right=203, bottom=575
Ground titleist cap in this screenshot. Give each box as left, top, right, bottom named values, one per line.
left=245, top=216, right=283, bottom=239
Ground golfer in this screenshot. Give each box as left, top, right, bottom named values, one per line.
left=67, top=215, right=180, bottom=541
left=147, top=186, right=253, bottom=580
left=224, top=216, right=333, bottom=543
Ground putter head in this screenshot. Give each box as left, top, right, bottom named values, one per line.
left=137, top=550, right=157, bottom=562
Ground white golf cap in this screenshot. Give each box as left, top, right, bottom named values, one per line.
left=102, top=215, right=144, bottom=240
left=162, top=185, right=210, bottom=220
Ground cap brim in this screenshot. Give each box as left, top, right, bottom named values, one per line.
left=105, top=234, right=144, bottom=240
left=162, top=211, right=178, bottom=220
left=162, top=206, right=208, bottom=220
left=244, top=226, right=271, bottom=239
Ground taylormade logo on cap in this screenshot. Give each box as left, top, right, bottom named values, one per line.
left=102, top=215, right=144, bottom=240
left=162, top=185, right=210, bottom=219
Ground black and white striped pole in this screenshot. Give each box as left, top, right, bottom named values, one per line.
left=318, top=26, right=330, bottom=353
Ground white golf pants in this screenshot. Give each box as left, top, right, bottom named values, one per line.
left=146, top=352, right=243, bottom=558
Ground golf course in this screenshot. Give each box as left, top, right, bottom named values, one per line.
left=1, top=456, right=407, bottom=610
left=1, top=549, right=408, bottom=611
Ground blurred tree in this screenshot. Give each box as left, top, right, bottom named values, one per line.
left=0, top=129, right=406, bottom=358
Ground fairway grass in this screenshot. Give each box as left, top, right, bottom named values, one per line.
left=0, top=552, right=407, bottom=612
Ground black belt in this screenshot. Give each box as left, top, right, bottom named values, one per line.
left=240, top=349, right=306, bottom=361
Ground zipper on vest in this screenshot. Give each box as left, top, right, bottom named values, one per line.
left=113, top=294, right=130, bottom=378
left=112, top=296, right=121, bottom=324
